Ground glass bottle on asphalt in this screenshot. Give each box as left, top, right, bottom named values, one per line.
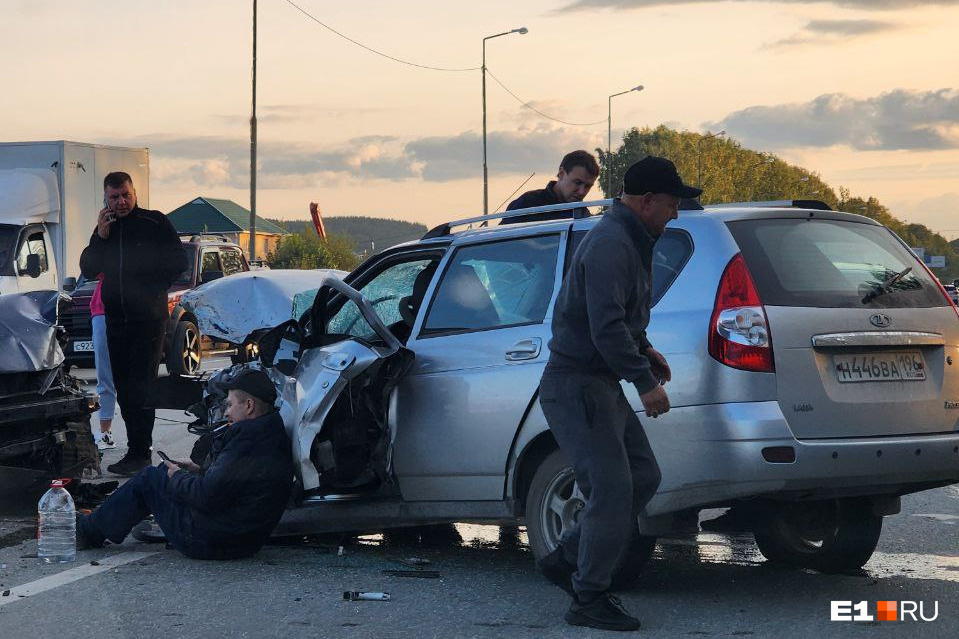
left=37, top=478, right=76, bottom=563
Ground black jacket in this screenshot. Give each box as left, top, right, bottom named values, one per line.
left=502, top=181, right=591, bottom=224
left=546, top=199, right=658, bottom=395
left=79, top=206, right=187, bottom=321
left=166, top=411, right=293, bottom=559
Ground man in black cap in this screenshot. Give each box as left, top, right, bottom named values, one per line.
left=536, top=156, right=701, bottom=631
left=77, top=369, right=293, bottom=560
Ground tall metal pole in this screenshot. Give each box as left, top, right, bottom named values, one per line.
left=249, top=0, right=258, bottom=261
left=481, top=28, right=527, bottom=216
left=482, top=39, right=488, bottom=216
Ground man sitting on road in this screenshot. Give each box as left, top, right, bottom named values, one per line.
left=77, top=370, right=293, bottom=560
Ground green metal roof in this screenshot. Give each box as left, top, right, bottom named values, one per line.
left=167, top=197, right=289, bottom=235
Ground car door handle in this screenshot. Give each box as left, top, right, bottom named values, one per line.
left=506, top=338, right=542, bottom=361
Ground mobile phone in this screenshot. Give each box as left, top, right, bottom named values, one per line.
left=157, top=450, right=181, bottom=466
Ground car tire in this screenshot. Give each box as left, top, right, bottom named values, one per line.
left=526, top=448, right=657, bottom=589
left=753, top=498, right=882, bottom=573
left=167, top=320, right=202, bottom=377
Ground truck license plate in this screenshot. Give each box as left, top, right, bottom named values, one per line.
left=73, top=341, right=94, bottom=352
left=834, top=351, right=925, bottom=383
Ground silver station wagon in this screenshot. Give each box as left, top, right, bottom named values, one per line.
left=188, top=198, right=959, bottom=583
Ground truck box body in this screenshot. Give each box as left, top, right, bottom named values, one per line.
left=0, top=140, right=149, bottom=290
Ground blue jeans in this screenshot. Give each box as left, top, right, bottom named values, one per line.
left=85, top=465, right=209, bottom=558
left=92, top=314, right=116, bottom=421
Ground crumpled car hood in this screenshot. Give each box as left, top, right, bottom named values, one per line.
left=0, top=290, right=65, bottom=372
left=179, top=268, right=346, bottom=343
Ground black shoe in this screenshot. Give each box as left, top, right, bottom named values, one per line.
left=107, top=453, right=151, bottom=477
left=536, top=546, right=575, bottom=593
left=565, top=592, right=641, bottom=632
left=75, top=513, right=105, bottom=550
left=132, top=517, right=167, bottom=543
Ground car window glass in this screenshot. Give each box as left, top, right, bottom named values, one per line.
left=423, top=235, right=560, bottom=335
left=201, top=250, right=222, bottom=274
left=328, top=258, right=435, bottom=341
left=567, top=228, right=690, bottom=306
left=728, top=219, right=946, bottom=308
left=17, top=230, right=48, bottom=273
left=220, top=248, right=245, bottom=275
left=651, top=230, right=693, bottom=306
left=174, top=245, right=197, bottom=285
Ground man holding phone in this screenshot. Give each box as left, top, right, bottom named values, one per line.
left=80, top=172, right=187, bottom=476
left=76, top=369, right=293, bottom=559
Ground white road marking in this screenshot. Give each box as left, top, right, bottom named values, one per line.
left=0, top=551, right=160, bottom=607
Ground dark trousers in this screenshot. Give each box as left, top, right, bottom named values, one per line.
left=539, top=371, right=662, bottom=595
left=85, top=465, right=204, bottom=557
left=105, top=318, right=167, bottom=457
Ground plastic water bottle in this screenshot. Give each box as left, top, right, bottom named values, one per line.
left=38, top=479, right=76, bottom=564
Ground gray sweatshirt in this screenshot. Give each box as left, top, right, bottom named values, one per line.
left=546, top=199, right=659, bottom=395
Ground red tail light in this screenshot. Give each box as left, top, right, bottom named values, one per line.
left=708, top=254, right=774, bottom=372
left=167, top=293, right=182, bottom=317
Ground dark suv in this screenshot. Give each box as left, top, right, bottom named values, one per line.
left=63, top=234, right=249, bottom=376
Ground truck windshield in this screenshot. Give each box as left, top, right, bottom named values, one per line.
left=0, top=224, right=19, bottom=276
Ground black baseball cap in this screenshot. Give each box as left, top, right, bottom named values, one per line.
left=623, top=156, right=702, bottom=199
left=221, top=369, right=277, bottom=405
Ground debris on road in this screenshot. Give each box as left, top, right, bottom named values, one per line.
left=343, top=591, right=391, bottom=602
left=381, top=570, right=441, bottom=579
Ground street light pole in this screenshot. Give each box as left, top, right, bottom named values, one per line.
left=746, top=155, right=775, bottom=200
left=249, top=0, right=257, bottom=262
left=696, top=130, right=725, bottom=195
left=606, top=85, right=644, bottom=196
left=483, top=27, right=527, bottom=216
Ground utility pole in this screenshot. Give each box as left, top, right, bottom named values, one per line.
left=249, top=0, right=258, bottom=261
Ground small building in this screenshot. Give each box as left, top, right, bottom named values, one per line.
left=166, top=197, right=289, bottom=260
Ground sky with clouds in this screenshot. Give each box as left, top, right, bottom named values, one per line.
left=2, top=0, right=957, bottom=234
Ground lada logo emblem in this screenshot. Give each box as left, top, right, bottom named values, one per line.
left=869, top=313, right=891, bottom=328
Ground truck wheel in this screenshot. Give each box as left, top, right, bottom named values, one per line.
left=526, top=449, right=656, bottom=589
left=753, top=498, right=882, bottom=573
left=168, top=320, right=202, bottom=377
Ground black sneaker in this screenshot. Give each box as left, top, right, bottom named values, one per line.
left=106, top=453, right=151, bottom=476
left=536, top=546, right=575, bottom=593
left=565, top=592, right=642, bottom=632
left=75, top=513, right=105, bottom=550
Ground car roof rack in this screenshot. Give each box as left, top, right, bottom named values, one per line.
left=706, top=199, right=832, bottom=211
left=421, top=197, right=704, bottom=239
left=179, top=233, right=233, bottom=243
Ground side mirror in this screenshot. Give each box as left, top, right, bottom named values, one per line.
left=24, top=253, right=42, bottom=278
left=63, top=276, right=77, bottom=292
left=200, top=270, right=224, bottom=284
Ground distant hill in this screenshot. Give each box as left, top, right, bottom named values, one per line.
left=266, top=215, right=427, bottom=253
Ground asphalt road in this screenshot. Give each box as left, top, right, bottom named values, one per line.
left=0, top=358, right=956, bottom=638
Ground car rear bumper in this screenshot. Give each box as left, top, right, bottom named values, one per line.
left=645, top=401, right=959, bottom=515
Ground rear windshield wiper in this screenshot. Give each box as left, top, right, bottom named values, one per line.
left=861, top=266, right=912, bottom=304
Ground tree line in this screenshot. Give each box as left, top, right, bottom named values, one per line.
left=600, top=125, right=959, bottom=281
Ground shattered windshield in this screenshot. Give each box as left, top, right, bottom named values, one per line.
left=0, top=224, right=18, bottom=276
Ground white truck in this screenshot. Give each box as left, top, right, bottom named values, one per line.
left=0, top=141, right=149, bottom=294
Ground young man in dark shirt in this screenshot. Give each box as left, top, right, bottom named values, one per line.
left=503, top=150, right=599, bottom=223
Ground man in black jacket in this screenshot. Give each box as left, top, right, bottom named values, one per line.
left=502, top=150, right=599, bottom=224
left=537, top=157, right=700, bottom=631
left=79, top=172, right=187, bottom=475
left=77, top=369, right=293, bottom=559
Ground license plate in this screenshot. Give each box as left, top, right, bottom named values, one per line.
left=834, top=351, right=925, bottom=383
left=73, top=340, right=94, bottom=352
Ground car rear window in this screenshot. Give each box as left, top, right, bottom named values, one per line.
left=727, top=218, right=948, bottom=309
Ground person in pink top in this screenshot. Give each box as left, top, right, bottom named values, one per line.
left=90, top=277, right=117, bottom=450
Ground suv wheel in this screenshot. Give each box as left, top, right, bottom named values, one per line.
left=168, top=320, right=202, bottom=376
left=753, top=498, right=882, bottom=572
left=526, top=449, right=656, bottom=589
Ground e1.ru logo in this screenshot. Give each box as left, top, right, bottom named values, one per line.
left=831, top=601, right=939, bottom=621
